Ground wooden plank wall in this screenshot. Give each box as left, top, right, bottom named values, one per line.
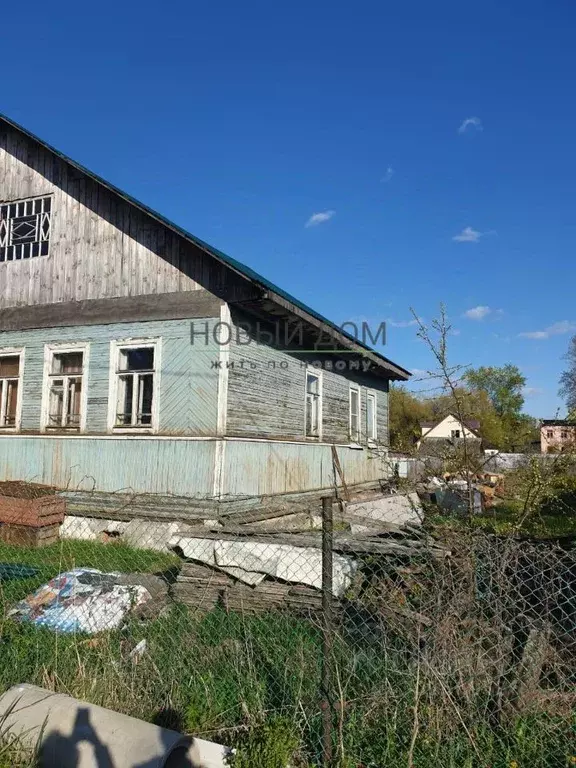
left=0, top=317, right=220, bottom=435
left=0, top=124, right=252, bottom=308
left=226, top=309, right=389, bottom=445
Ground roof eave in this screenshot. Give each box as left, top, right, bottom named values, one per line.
left=0, top=113, right=411, bottom=381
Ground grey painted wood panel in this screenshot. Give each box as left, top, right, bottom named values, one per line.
left=226, top=310, right=389, bottom=445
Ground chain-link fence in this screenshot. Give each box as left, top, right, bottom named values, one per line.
left=0, top=476, right=575, bottom=767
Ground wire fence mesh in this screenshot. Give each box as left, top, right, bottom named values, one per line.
left=0, top=476, right=575, bottom=767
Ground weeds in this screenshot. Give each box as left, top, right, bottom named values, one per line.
left=0, top=538, right=574, bottom=766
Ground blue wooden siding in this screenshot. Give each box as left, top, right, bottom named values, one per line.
left=0, top=435, right=386, bottom=498
left=0, top=436, right=216, bottom=496
left=222, top=440, right=386, bottom=497
left=0, top=317, right=220, bottom=435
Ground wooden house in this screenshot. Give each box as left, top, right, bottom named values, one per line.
left=0, top=114, right=410, bottom=514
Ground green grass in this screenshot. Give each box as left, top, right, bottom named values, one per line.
left=0, top=539, right=574, bottom=767
left=428, top=509, right=576, bottom=538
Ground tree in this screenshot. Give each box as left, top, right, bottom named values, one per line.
left=463, top=364, right=526, bottom=419
left=389, top=385, right=431, bottom=451
left=559, top=335, right=576, bottom=415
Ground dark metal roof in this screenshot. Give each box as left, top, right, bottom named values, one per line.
left=541, top=420, right=576, bottom=427
left=0, top=113, right=411, bottom=381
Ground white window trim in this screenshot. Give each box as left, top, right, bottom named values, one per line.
left=366, top=390, right=377, bottom=445
left=108, top=338, right=162, bottom=434
left=41, top=343, right=89, bottom=433
left=349, top=384, right=361, bottom=443
left=304, top=367, right=323, bottom=440
left=0, top=347, right=25, bottom=432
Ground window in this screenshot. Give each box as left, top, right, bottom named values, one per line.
left=112, top=342, right=159, bottom=430
left=0, top=196, right=51, bottom=262
left=366, top=392, right=377, bottom=441
left=0, top=353, right=22, bottom=429
left=561, top=430, right=568, bottom=440
left=349, top=385, right=360, bottom=441
left=451, top=429, right=461, bottom=439
left=44, top=348, right=86, bottom=430
left=305, top=370, right=322, bottom=438
left=547, top=430, right=554, bottom=439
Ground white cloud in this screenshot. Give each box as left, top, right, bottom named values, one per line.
left=524, top=387, right=544, bottom=397
left=386, top=318, right=418, bottom=328
left=381, top=167, right=394, bottom=183
left=453, top=226, right=482, bottom=243
left=458, top=116, right=483, bottom=134
left=519, top=321, right=576, bottom=340
left=305, top=210, right=335, bottom=228
left=463, top=305, right=492, bottom=320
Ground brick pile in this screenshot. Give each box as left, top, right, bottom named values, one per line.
left=0, top=494, right=65, bottom=547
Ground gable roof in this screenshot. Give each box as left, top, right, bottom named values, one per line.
left=0, top=113, right=410, bottom=381
left=420, top=413, right=481, bottom=439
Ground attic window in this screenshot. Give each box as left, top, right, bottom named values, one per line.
left=0, top=196, right=52, bottom=262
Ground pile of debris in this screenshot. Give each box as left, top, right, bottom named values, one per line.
left=170, top=492, right=450, bottom=615
left=9, top=569, right=169, bottom=633
left=422, top=472, right=505, bottom=516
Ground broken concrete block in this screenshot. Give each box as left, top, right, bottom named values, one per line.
left=345, top=492, right=423, bottom=526
left=170, top=535, right=356, bottom=597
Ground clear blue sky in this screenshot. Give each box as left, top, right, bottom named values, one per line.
left=3, top=1, right=575, bottom=416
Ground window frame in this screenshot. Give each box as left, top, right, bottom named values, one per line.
left=304, top=367, right=323, bottom=440
left=366, top=390, right=377, bottom=443
left=0, top=348, right=25, bottom=432
left=349, top=384, right=361, bottom=443
left=451, top=429, right=461, bottom=439
left=41, top=343, right=89, bottom=433
left=108, top=338, right=162, bottom=434
left=0, top=194, right=52, bottom=263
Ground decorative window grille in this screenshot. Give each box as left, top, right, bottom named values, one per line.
left=47, top=352, right=84, bottom=430
left=349, top=385, right=360, bottom=441
left=305, top=370, right=322, bottom=438
left=116, top=347, right=156, bottom=427
left=0, top=196, right=52, bottom=262
left=0, top=355, right=21, bottom=428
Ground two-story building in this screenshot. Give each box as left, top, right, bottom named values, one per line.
left=0, top=114, right=409, bottom=516
left=541, top=420, right=576, bottom=453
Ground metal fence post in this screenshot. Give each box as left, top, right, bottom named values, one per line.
left=321, top=494, right=334, bottom=768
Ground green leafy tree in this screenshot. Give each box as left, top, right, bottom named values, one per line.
left=559, top=335, right=576, bottom=414
left=389, top=385, right=431, bottom=451
left=463, top=364, right=526, bottom=418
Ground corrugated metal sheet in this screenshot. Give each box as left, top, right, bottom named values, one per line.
left=0, top=436, right=215, bottom=497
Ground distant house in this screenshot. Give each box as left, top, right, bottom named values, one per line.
left=417, top=414, right=481, bottom=451
left=540, top=420, right=576, bottom=453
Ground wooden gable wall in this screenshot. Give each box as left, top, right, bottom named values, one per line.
left=0, top=123, right=254, bottom=309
